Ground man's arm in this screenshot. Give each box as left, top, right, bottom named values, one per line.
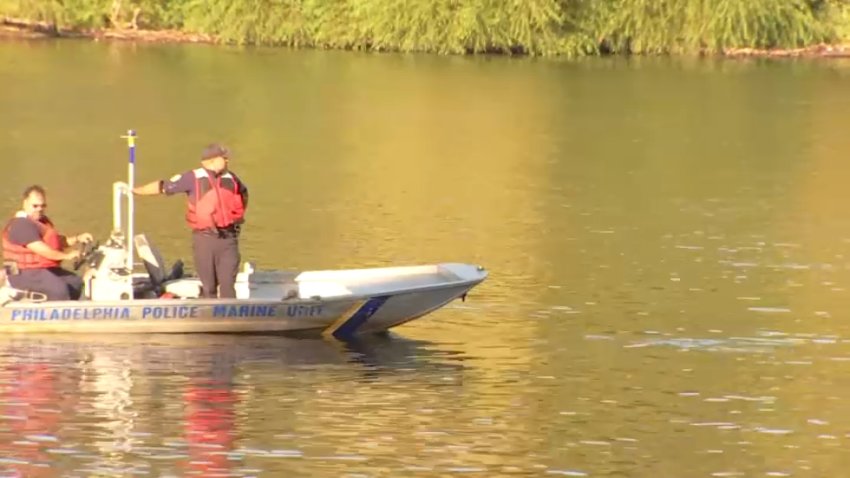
left=133, top=180, right=163, bottom=196
left=7, top=219, right=79, bottom=261
left=26, top=241, right=79, bottom=261
left=134, top=172, right=194, bottom=197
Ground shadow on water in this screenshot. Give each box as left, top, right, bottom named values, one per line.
left=0, top=332, right=467, bottom=374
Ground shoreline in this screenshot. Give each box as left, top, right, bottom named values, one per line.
left=1, top=20, right=215, bottom=44
left=3, top=20, right=850, bottom=58
left=723, top=43, right=850, bottom=58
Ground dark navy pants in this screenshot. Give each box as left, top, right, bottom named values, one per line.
left=8, top=267, right=83, bottom=301
left=192, top=231, right=240, bottom=298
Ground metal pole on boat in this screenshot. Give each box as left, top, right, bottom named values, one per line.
left=122, top=129, right=136, bottom=272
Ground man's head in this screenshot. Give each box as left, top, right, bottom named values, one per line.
left=21, top=185, right=47, bottom=220
left=200, top=143, right=230, bottom=175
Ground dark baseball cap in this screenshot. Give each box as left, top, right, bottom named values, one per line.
left=201, top=143, right=230, bottom=160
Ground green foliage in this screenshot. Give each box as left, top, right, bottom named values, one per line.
left=133, top=0, right=185, bottom=29
left=181, top=0, right=309, bottom=46
left=342, top=0, right=566, bottom=55
left=10, top=0, right=112, bottom=28
left=2, top=0, right=67, bottom=25
left=696, top=0, right=826, bottom=50
left=179, top=0, right=568, bottom=55
left=818, top=0, right=850, bottom=41
left=0, top=0, right=847, bottom=55
left=0, top=0, right=183, bottom=29
left=571, top=0, right=827, bottom=54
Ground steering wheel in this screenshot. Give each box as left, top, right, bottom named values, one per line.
left=73, top=240, right=100, bottom=271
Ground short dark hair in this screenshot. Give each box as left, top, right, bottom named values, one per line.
left=22, top=185, right=46, bottom=199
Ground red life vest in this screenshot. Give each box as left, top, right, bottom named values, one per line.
left=185, top=169, right=246, bottom=231
left=2, top=213, right=62, bottom=269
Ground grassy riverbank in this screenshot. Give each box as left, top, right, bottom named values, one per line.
left=3, top=0, right=850, bottom=57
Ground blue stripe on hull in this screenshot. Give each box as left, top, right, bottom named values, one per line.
left=329, top=296, right=389, bottom=340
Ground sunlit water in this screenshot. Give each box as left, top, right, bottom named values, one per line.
left=2, top=40, right=850, bottom=476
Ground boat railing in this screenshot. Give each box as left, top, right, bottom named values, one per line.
left=112, top=181, right=134, bottom=271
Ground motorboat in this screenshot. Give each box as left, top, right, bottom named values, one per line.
left=0, top=131, right=487, bottom=338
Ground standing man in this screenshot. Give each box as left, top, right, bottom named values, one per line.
left=133, top=143, right=248, bottom=298
left=2, top=185, right=94, bottom=301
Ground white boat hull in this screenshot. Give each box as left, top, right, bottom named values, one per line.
left=0, top=266, right=485, bottom=338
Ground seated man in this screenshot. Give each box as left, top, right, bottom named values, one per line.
left=1, top=185, right=93, bottom=301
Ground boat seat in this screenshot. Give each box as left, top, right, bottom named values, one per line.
left=163, top=278, right=202, bottom=298
left=134, top=234, right=184, bottom=292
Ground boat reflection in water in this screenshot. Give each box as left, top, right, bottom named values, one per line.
left=0, top=334, right=466, bottom=476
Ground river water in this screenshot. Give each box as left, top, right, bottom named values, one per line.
left=2, top=40, right=850, bottom=476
